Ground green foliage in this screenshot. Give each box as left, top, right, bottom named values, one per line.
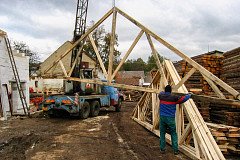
left=12, top=41, right=41, bottom=76
left=83, top=21, right=121, bottom=69
left=121, top=54, right=164, bottom=72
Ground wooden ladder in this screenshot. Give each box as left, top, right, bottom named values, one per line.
left=4, top=36, right=29, bottom=116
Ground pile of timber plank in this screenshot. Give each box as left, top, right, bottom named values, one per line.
left=221, top=47, right=240, bottom=98
left=206, top=122, right=240, bottom=155
left=174, top=51, right=224, bottom=121
left=209, top=100, right=240, bottom=126
left=174, top=50, right=224, bottom=96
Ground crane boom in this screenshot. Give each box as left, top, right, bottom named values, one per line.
left=71, top=0, right=89, bottom=93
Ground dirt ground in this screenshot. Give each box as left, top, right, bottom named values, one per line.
left=0, top=102, right=191, bottom=160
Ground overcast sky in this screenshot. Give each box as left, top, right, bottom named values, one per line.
left=0, top=0, right=239, bottom=61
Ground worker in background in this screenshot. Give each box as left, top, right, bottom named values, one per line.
left=158, top=85, right=191, bottom=155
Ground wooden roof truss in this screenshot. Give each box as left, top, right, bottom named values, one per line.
left=41, top=7, right=240, bottom=160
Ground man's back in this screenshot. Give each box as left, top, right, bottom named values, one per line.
left=159, top=92, right=191, bottom=117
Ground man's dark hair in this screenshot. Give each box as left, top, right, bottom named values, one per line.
left=165, top=85, right=172, bottom=93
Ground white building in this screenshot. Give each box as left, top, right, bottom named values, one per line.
left=0, top=29, right=29, bottom=120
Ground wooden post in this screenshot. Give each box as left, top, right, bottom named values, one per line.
left=88, top=34, right=108, bottom=78
left=108, top=7, right=117, bottom=83
left=110, top=30, right=144, bottom=81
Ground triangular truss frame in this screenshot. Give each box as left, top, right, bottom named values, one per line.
left=41, top=7, right=240, bottom=159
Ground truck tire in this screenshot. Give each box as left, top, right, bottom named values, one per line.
left=79, top=101, right=90, bottom=119
left=90, top=101, right=100, bottom=117
left=115, top=98, right=122, bottom=112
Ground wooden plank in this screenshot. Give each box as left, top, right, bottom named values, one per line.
left=68, top=38, right=87, bottom=77
left=44, top=8, right=114, bottom=75
left=145, top=33, right=167, bottom=86
left=173, top=93, right=240, bottom=108
left=58, top=60, right=68, bottom=77
left=110, top=30, right=144, bottom=81
left=173, top=67, right=196, bottom=91
left=108, top=8, right=117, bottom=83
left=202, top=74, right=226, bottom=99
left=88, top=34, right=108, bottom=78
left=115, top=7, right=240, bottom=100
left=66, top=77, right=159, bottom=93
left=179, top=123, right=191, bottom=144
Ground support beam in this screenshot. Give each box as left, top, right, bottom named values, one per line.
left=173, top=67, right=196, bottom=91
left=108, top=8, right=117, bottom=83
left=68, top=38, right=86, bottom=77
left=173, top=92, right=240, bottom=108
left=110, top=30, right=144, bottom=81
left=66, top=77, right=159, bottom=93
left=88, top=34, right=108, bottom=78
left=58, top=60, right=68, bottom=77
left=202, top=74, right=226, bottom=99
left=145, top=33, right=167, bottom=86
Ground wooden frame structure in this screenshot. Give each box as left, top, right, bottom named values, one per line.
left=41, top=7, right=240, bottom=159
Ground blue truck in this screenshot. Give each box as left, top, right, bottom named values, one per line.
left=42, top=84, right=124, bottom=118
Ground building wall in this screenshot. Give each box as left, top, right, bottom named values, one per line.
left=0, top=35, right=29, bottom=119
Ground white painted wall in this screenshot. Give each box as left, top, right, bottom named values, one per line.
left=29, top=78, right=64, bottom=93
left=0, top=34, right=29, bottom=119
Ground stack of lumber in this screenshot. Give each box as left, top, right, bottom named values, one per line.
left=174, top=50, right=224, bottom=96
left=174, top=51, right=224, bottom=120
left=221, top=47, right=240, bottom=98
left=209, top=104, right=240, bottom=126
left=195, top=101, right=211, bottom=122
left=206, top=122, right=240, bottom=155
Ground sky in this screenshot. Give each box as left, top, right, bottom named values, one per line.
left=0, top=0, right=239, bottom=62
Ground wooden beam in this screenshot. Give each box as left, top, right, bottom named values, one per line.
left=108, top=8, right=117, bottom=82
left=68, top=38, right=86, bottom=77
left=88, top=34, right=108, bottom=78
left=58, top=60, right=68, bottom=77
left=115, top=7, right=240, bottom=100
left=110, top=30, right=144, bottom=81
left=173, top=67, right=196, bottom=91
left=66, top=77, right=159, bottom=93
left=145, top=33, right=167, bottom=86
left=179, top=123, right=191, bottom=145
left=202, top=74, right=226, bottom=99
left=44, top=8, right=114, bottom=75
left=173, top=92, right=240, bottom=108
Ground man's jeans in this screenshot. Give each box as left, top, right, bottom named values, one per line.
left=160, top=116, right=178, bottom=152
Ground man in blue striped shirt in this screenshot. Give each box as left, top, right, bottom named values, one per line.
left=158, top=85, right=191, bottom=155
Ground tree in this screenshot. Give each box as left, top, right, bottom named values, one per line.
left=83, top=22, right=121, bottom=69
left=146, top=53, right=164, bottom=72
left=12, top=41, right=41, bottom=76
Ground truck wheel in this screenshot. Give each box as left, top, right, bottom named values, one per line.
left=80, top=101, right=90, bottom=119
left=90, top=101, right=100, bottom=117
left=115, top=98, right=122, bottom=112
